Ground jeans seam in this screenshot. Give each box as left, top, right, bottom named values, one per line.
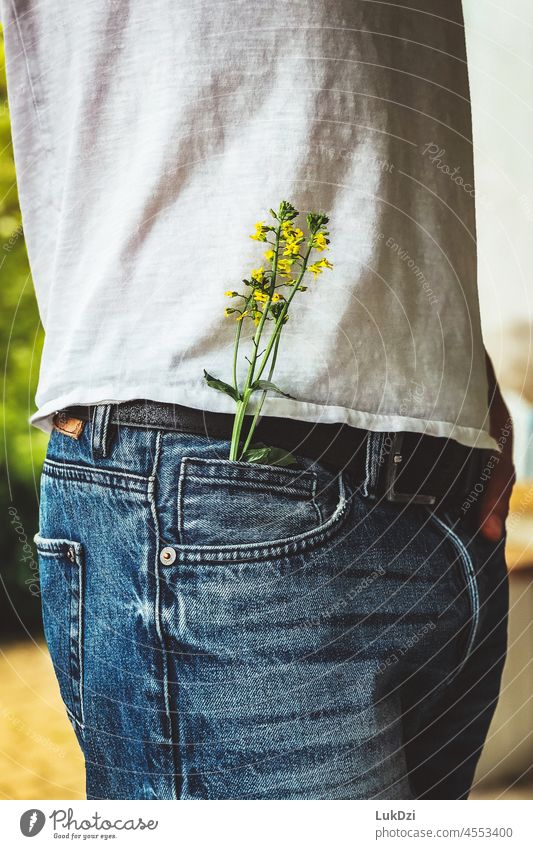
left=170, top=470, right=349, bottom=563
left=148, top=431, right=179, bottom=797
left=36, top=537, right=85, bottom=731
left=42, top=459, right=150, bottom=495
left=176, top=457, right=186, bottom=546
left=75, top=545, right=85, bottom=728
left=65, top=545, right=85, bottom=731
left=178, top=455, right=317, bottom=494
left=42, top=458, right=149, bottom=482
left=361, top=433, right=372, bottom=497
left=311, top=474, right=323, bottom=525
left=430, top=512, right=480, bottom=683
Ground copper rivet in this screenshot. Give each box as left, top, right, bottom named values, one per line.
left=160, top=546, right=176, bottom=566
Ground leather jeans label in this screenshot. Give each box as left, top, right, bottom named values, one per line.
left=53, top=411, right=85, bottom=440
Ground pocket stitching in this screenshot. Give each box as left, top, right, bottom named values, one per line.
left=34, top=533, right=82, bottom=557
left=42, top=459, right=149, bottom=495
left=429, top=513, right=480, bottom=681
left=179, top=455, right=317, bottom=494
left=176, top=455, right=323, bottom=552
left=35, top=535, right=85, bottom=729
left=310, top=473, right=323, bottom=525
left=173, top=470, right=349, bottom=563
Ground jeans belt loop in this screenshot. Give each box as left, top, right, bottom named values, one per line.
left=90, top=403, right=115, bottom=461
left=361, top=431, right=386, bottom=499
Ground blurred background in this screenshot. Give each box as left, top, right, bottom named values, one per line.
left=1, top=1, right=532, bottom=800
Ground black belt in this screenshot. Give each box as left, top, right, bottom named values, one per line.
left=56, top=400, right=488, bottom=512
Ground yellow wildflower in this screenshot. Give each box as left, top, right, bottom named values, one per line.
left=312, top=233, right=328, bottom=252
left=253, top=310, right=262, bottom=325
left=224, top=290, right=237, bottom=297
left=264, top=248, right=275, bottom=262
left=283, top=240, right=301, bottom=258
left=271, top=292, right=283, bottom=302
left=250, top=222, right=271, bottom=242
left=307, top=258, right=334, bottom=278
left=251, top=266, right=264, bottom=283
left=236, top=309, right=250, bottom=321
left=281, top=221, right=304, bottom=241
left=277, top=258, right=293, bottom=277
left=253, top=289, right=269, bottom=302
left=281, top=220, right=294, bottom=238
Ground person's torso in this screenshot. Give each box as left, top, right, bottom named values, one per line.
left=1, top=0, right=494, bottom=448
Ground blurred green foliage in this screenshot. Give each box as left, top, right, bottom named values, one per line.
left=1, top=28, right=48, bottom=635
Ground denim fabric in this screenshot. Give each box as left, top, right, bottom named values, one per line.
left=35, top=421, right=508, bottom=800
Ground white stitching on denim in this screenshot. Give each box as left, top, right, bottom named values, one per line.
left=180, top=455, right=317, bottom=492
left=369, top=433, right=379, bottom=492
left=34, top=534, right=82, bottom=553
left=76, top=545, right=85, bottom=727
left=43, top=457, right=149, bottom=482
left=178, top=458, right=327, bottom=547
left=310, top=473, right=323, bottom=525
left=176, top=456, right=187, bottom=546
left=43, top=459, right=150, bottom=483
left=182, top=474, right=313, bottom=497
left=430, top=512, right=481, bottom=679
left=172, top=470, right=349, bottom=563
left=362, top=434, right=372, bottom=497
left=101, top=404, right=112, bottom=458
left=90, top=406, right=103, bottom=459
left=147, top=431, right=179, bottom=798
left=34, top=535, right=86, bottom=729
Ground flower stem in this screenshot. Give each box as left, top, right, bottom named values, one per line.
left=251, top=240, right=314, bottom=386
left=228, top=216, right=322, bottom=462
left=239, top=332, right=281, bottom=458
left=228, top=223, right=282, bottom=459
left=229, top=392, right=251, bottom=460
left=232, top=292, right=253, bottom=394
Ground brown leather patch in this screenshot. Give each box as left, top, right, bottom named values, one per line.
left=53, top=411, right=85, bottom=439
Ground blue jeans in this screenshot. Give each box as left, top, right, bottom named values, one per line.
left=35, top=417, right=508, bottom=799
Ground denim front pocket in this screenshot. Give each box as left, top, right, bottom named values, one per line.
left=427, top=512, right=481, bottom=680
left=34, top=534, right=85, bottom=738
left=175, top=455, right=350, bottom=561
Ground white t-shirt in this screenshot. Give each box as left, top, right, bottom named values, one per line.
left=1, top=0, right=497, bottom=449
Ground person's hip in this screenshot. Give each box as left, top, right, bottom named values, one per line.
left=33, top=406, right=507, bottom=799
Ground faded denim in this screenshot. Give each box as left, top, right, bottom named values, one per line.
left=35, top=421, right=508, bottom=799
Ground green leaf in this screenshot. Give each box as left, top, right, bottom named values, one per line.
left=203, top=370, right=240, bottom=402
left=241, top=444, right=272, bottom=464
left=251, top=379, right=296, bottom=399
left=242, top=442, right=298, bottom=467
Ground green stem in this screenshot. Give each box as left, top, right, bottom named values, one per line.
left=229, top=221, right=321, bottom=462
left=232, top=292, right=253, bottom=394
left=252, top=240, right=314, bottom=385
left=239, top=333, right=281, bottom=457
left=247, top=235, right=281, bottom=387
left=229, top=392, right=251, bottom=460
left=228, top=224, right=282, bottom=459
left=237, top=238, right=316, bottom=458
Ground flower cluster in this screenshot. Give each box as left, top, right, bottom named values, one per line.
left=204, top=200, right=334, bottom=465
left=223, top=201, right=333, bottom=326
